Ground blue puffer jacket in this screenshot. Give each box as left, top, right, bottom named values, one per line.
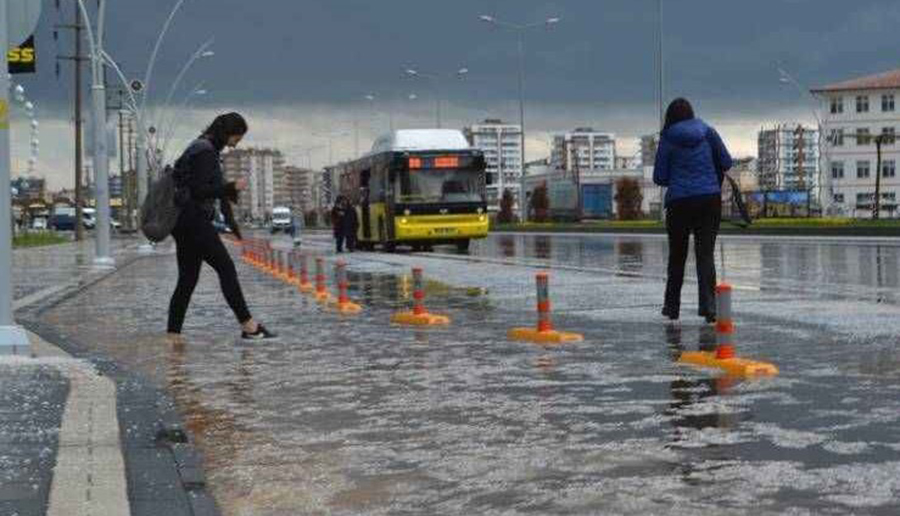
left=653, top=118, right=732, bottom=206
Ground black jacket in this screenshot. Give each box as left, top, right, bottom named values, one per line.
left=174, top=138, right=241, bottom=238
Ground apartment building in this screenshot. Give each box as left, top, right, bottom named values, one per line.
left=550, top=128, right=616, bottom=176
left=222, top=148, right=286, bottom=222
left=813, top=69, right=900, bottom=217
left=757, top=124, right=820, bottom=192
left=464, top=119, right=523, bottom=212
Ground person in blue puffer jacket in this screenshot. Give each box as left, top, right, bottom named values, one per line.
left=653, top=98, right=732, bottom=322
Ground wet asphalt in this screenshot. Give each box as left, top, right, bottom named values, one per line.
left=35, top=231, right=900, bottom=515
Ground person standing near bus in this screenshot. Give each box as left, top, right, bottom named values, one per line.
left=653, top=98, right=732, bottom=323
left=343, top=197, right=359, bottom=252
left=331, top=195, right=348, bottom=253
left=167, top=112, right=276, bottom=340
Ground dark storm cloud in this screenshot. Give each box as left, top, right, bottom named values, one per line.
left=21, top=0, right=900, bottom=112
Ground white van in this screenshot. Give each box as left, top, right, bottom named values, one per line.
left=271, top=206, right=292, bottom=233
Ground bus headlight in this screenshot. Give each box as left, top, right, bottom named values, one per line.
left=478, top=215, right=486, bottom=222
left=400, top=218, right=408, bottom=224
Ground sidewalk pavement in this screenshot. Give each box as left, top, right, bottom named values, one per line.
left=5, top=237, right=219, bottom=516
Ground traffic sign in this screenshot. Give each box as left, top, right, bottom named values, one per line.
left=8, top=0, right=42, bottom=48
left=8, top=35, right=34, bottom=74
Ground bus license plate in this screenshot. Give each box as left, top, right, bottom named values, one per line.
left=432, top=227, right=457, bottom=235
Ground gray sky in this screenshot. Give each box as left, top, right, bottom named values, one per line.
left=17, top=0, right=900, bottom=188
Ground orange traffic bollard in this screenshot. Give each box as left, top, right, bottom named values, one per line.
left=296, top=252, right=313, bottom=293
left=329, top=261, right=362, bottom=313
left=508, top=273, right=583, bottom=344
left=391, top=267, right=450, bottom=325
left=314, top=257, right=334, bottom=303
left=679, top=283, right=778, bottom=377
left=286, top=251, right=297, bottom=284
left=277, top=250, right=287, bottom=280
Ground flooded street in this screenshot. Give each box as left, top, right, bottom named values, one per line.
left=39, top=232, right=900, bottom=515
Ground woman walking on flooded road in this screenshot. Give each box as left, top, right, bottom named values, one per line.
left=167, top=112, right=276, bottom=340
left=653, top=98, right=732, bottom=322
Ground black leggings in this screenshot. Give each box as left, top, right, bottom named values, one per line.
left=167, top=216, right=252, bottom=333
left=664, top=195, right=721, bottom=316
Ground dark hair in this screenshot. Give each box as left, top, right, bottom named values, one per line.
left=202, top=112, right=248, bottom=151
left=664, top=98, right=695, bottom=131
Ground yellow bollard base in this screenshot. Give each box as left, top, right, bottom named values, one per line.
left=298, top=282, right=314, bottom=293
left=507, top=327, right=584, bottom=344
left=679, top=351, right=779, bottom=377
left=390, top=311, right=451, bottom=326
left=315, top=292, right=334, bottom=304
left=329, top=300, right=363, bottom=314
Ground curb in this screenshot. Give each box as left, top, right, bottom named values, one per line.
left=16, top=254, right=221, bottom=516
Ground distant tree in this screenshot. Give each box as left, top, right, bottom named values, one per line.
left=532, top=183, right=550, bottom=222
left=614, top=178, right=644, bottom=220
left=498, top=188, right=517, bottom=224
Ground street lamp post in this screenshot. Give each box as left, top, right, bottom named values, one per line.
left=479, top=14, right=560, bottom=221
left=0, top=0, right=30, bottom=350
left=404, top=67, right=468, bottom=129
left=76, top=0, right=114, bottom=267
left=778, top=67, right=827, bottom=214
left=363, top=92, right=419, bottom=133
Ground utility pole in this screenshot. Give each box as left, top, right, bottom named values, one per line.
left=55, top=2, right=88, bottom=241
left=874, top=134, right=885, bottom=220
left=795, top=124, right=805, bottom=191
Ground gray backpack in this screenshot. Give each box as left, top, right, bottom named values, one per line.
left=140, top=139, right=215, bottom=242
left=140, top=164, right=182, bottom=242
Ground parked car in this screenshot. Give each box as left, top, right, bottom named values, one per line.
left=82, top=208, right=122, bottom=230
left=50, top=207, right=77, bottom=231
left=31, top=217, right=47, bottom=230
left=82, top=208, right=96, bottom=229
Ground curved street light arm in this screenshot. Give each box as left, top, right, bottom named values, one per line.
left=141, top=0, right=188, bottom=115
left=75, top=1, right=99, bottom=79
left=153, top=37, right=214, bottom=127
left=161, top=82, right=206, bottom=161
left=100, top=50, right=147, bottom=132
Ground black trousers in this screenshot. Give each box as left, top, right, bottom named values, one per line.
left=167, top=213, right=252, bottom=333
left=335, top=232, right=356, bottom=252
left=664, top=195, right=721, bottom=317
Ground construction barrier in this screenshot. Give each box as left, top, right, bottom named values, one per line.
left=391, top=267, right=450, bottom=326
left=508, top=273, right=583, bottom=344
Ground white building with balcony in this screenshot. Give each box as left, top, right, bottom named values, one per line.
left=222, top=148, right=286, bottom=222
left=550, top=128, right=616, bottom=176
left=757, top=124, right=820, bottom=193
left=464, top=119, right=523, bottom=213
left=813, top=69, right=900, bottom=218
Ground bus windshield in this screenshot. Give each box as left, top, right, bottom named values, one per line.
left=397, top=169, right=484, bottom=204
